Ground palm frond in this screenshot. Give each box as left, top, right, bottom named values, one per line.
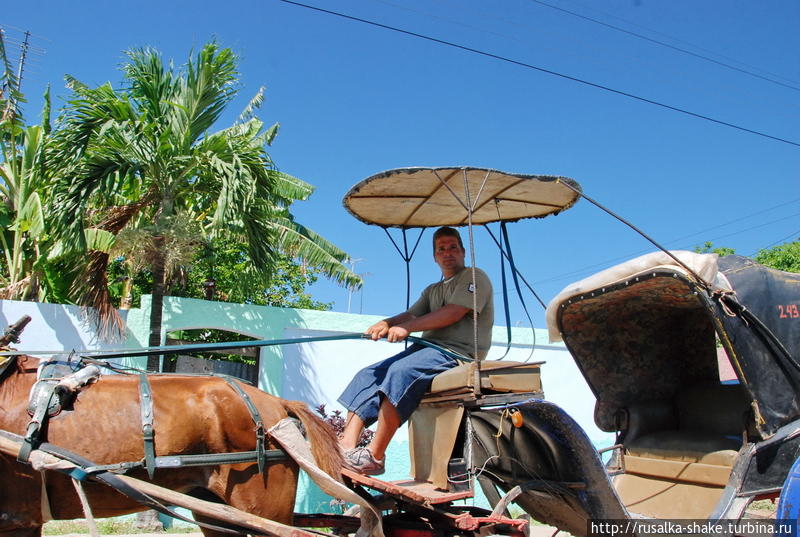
left=268, top=215, right=362, bottom=289
left=123, top=46, right=175, bottom=126
left=73, top=250, right=125, bottom=341
left=237, top=86, right=264, bottom=124
left=42, top=85, right=52, bottom=135
left=264, top=122, right=279, bottom=146
left=179, top=41, right=239, bottom=144
left=270, top=170, right=314, bottom=202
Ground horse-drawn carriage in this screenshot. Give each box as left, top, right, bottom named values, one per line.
left=2, top=167, right=799, bottom=537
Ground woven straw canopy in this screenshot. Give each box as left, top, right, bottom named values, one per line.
left=343, top=167, right=581, bottom=228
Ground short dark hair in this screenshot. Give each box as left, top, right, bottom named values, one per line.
left=432, top=226, right=464, bottom=252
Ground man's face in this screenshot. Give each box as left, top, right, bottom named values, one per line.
left=434, top=235, right=466, bottom=276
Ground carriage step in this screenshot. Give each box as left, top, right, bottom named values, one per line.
left=342, top=468, right=474, bottom=505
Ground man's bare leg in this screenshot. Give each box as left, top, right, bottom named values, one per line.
left=368, top=398, right=401, bottom=460
left=340, top=411, right=365, bottom=451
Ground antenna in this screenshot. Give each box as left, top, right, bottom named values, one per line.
left=14, top=31, right=30, bottom=95
left=346, top=258, right=365, bottom=313
left=0, top=25, right=47, bottom=122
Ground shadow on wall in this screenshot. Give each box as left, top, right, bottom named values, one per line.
left=280, top=330, right=330, bottom=406
left=0, top=300, right=129, bottom=352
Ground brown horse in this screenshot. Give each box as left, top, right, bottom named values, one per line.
left=0, top=354, right=343, bottom=537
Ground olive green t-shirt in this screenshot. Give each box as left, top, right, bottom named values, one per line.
left=407, top=267, right=494, bottom=359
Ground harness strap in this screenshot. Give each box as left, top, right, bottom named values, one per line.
left=221, top=376, right=266, bottom=473
left=40, top=470, right=54, bottom=522
left=138, top=373, right=157, bottom=478
left=82, top=448, right=290, bottom=474
left=18, top=383, right=59, bottom=463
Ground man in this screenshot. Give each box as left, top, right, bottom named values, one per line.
left=338, top=226, right=494, bottom=475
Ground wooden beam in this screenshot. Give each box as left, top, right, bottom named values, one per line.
left=0, top=434, right=318, bottom=537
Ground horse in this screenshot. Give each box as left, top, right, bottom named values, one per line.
left=0, top=354, right=343, bottom=537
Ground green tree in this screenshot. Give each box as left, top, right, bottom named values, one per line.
left=755, top=240, right=800, bottom=273
left=50, top=41, right=360, bottom=363
left=168, top=238, right=333, bottom=310
left=694, top=241, right=735, bottom=257
left=107, top=237, right=334, bottom=311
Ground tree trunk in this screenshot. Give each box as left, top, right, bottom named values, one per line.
left=146, top=235, right=166, bottom=371
left=120, top=276, right=133, bottom=310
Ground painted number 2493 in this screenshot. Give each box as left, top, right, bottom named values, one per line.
left=778, top=304, right=800, bottom=318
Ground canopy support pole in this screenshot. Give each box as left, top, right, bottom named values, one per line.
left=382, top=226, right=426, bottom=311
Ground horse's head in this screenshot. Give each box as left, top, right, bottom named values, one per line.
left=0, top=354, right=39, bottom=380
left=0, top=354, right=39, bottom=428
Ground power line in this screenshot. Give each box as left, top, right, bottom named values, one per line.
left=561, top=0, right=800, bottom=88
left=689, top=211, right=800, bottom=247
left=532, top=205, right=800, bottom=286
left=748, top=230, right=800, bottom=257
left=277, top=0, right=800, bottom=149
left=526, top=0, right=800, bottom=93
left=659, top=196, right=800, bottom=245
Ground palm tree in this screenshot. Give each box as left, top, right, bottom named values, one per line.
left=50, top=41, right=360, bottom=365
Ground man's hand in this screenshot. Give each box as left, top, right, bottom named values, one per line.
left=386, top=326, right=410, bottom=343
left=365, top=320, right=390, bottom=341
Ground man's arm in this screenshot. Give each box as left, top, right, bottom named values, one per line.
left=365, top=311, right=416, bottom=341
left=384, top=304, right=470, bottom=343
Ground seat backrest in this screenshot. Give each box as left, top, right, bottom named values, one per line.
left=676, top=383, right=749, bottom=436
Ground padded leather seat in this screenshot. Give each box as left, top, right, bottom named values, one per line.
left=623, top=383, right=748, bottom=469
left=626, top=430, right=741, bottom=466
left=424, top=360, right=543, bottom=400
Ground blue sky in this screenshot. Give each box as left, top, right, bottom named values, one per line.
left=4, top=0, right=799, bottom=325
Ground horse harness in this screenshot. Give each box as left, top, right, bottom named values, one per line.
left=2, top=355, right=301, bottom=535
left=17, top=356, right=289, bottom=477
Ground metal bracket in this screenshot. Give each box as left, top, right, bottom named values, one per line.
left=138, top=373, right=156, bottom=478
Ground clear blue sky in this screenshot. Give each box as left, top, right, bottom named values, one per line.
left=4, top=0, right=799, bottom=325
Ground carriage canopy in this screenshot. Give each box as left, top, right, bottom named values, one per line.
left=343, top=167, right=581, bottom=228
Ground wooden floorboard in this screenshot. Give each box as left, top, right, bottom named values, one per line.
left=342, top=469, right=474, bottom=505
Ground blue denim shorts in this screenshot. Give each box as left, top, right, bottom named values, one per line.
left=337, top=344, right=459, bottom=425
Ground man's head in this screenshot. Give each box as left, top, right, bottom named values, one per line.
left=433, top=226, right=466, bottom=277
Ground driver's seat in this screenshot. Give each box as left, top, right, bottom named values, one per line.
left=408, top=360, right=544, bottom=490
